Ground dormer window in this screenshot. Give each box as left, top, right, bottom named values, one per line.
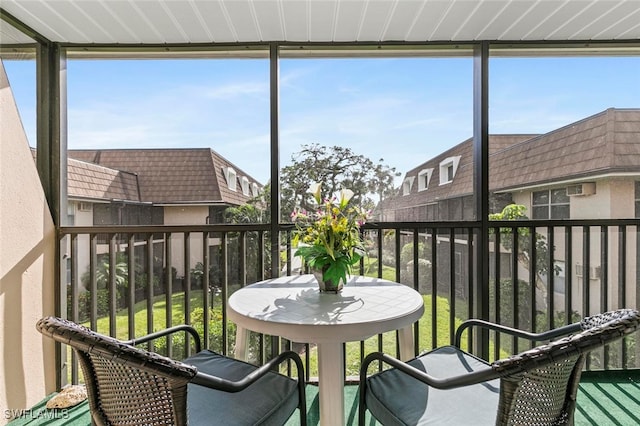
left=402, top=176, right=415, bottom=195
left=223, top=166, right=237, bottom=191
left=439, top=156, right=461, bottom=185
left=241, top=176, right=250, bottom=196
left=252, top=183, right=260, bottom=197
left=417, top=168, right=433, bottom=191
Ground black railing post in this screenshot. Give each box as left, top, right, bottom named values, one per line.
left=493, top=226, right=500, bottom=360
left=165, top=233, right=173, bottom=358
left=202, top=231, right=210, bottom=349
left=547, top=226, right=555, bottom=330
left=146, top=233, right=155, bottom=351
left=565, top=226, right=573, bottom=325
left=109, top=234, right=117, bottom=337
left=184, top=232, right=192, bottom=357
left=127, top=233, right=136, bottom=340
left=618, top=225, right=627, bottom=365
left=70, top=235, right=78, bottom=384
left=221, top=232, right=228, bottom=356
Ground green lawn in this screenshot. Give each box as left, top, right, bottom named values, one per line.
left=361, top=259, right=396, bottom=281
left=89, top=290, right=211, bottom=339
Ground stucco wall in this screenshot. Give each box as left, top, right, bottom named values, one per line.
left=0, top=61, right=56, bottom=424
left=510, top=182, right=638, bottom=315
left=164, top=206, right=209, bottom=276
left=64, top=203, right=92, bottom=289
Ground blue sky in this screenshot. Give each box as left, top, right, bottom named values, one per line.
left=4, top=55, right=640, bottom=185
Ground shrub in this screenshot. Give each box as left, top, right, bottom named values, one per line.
left=68, top=286, right=110, bottom=322
left=154, top=306, right=237, bottom=357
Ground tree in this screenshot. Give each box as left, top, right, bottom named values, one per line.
left=224, top=189, right=272, bottom=281
left=489, top=204, right=559, bottom=313
left=280, top=143, right=400, bottom=220
left=81, top=253, right=129, bottom=296
left=224, top=203, right=265, bottom=223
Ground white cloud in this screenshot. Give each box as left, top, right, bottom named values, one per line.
left=201, top=82, right=268, bottom=99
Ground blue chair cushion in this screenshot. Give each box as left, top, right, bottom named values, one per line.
left=185, top=350, right=300, bottom=426
left=365, top=346, right=500, bottom=425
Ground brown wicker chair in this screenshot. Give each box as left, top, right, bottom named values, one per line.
left=37, top=316, right=306, bottom=425
left=358, top=309, right=640, bottom=426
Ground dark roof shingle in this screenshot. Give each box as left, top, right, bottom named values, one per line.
left=383, top=108, right=640, bottom=212
left=68, top=148, right=262, bottom=205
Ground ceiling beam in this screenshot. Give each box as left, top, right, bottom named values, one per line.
left=0, top=7, right=51, bottom=45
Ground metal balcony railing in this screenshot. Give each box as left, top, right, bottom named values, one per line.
left=59, top=219, right=639, bottom=385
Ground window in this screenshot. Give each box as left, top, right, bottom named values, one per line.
left=449, top=198, right=462, bottom=220
left=426, top=203, right=437, bottom=221
left=241, top=176, right=250, bottom=196
left=532, top=189, right=569, bottom=219
left=93, top=204, right=163, bottom=243
left=462, top=195, right=475, bottom=221
left=78, top=202, right=92, bottom=212
left=93, top=204, right=163, bottom=226
left=67, top=203, right=75, bottom=226
left=252, top=183, right=260, bottom=197
left=438, top=199, right=449, bottom=220
left=402, top=177, right=415, bottom=195
left=439, top=156, right=461, bottom=185
left=208, top=206, right=225, bottom=224
left=223, top=167, right=237, bottom=191
left=417, top=168, right=433, bottom=191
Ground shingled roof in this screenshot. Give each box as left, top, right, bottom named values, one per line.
left=384, top=108, right=640, bottom=213
left=68, top=158, right=140, bottom=202
left=31, top=148, right=141, bottom=203
left=382, top=134, right=536, bottom=212
left=492, top=108, right=640, bottom=191
left=68, top=148, right=262, bottom=205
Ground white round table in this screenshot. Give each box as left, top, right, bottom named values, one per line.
left=227, top=274, right=425, bottom=426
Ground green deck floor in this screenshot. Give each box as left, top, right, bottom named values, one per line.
left=9, top=370, right=640, bottom=425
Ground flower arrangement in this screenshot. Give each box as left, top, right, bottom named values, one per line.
left=291, top=183, right=368, bottom=289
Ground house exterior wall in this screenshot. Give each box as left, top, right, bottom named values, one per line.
left=68, top=203, right=93, bottom=288
left=505, top=179, right=638, bottom=315
left=164, top=205, right=209, bottom=225
left=164, top=206, right=209, bottom=277
left=0, top=61, right=56, bottom=424
left=72, top=203, right=94, bottom=226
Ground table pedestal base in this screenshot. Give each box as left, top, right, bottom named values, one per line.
left=317, top=342, right=345, bottom=426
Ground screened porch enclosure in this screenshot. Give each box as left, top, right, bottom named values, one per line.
left=2, top=1, right=640, bottom=422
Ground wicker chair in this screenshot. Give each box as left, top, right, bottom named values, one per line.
left=37, top=316, right=306, bottom=426
left=358, top=309, right=640, bottom=426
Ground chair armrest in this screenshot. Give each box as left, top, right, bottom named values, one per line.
left=360, top=351, right=499, bottom=390
left=190, top=350, right=305, bottom=393
left=454, top=319, right=581, bottom=348
left=123, top=324, right=202, bottom=353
